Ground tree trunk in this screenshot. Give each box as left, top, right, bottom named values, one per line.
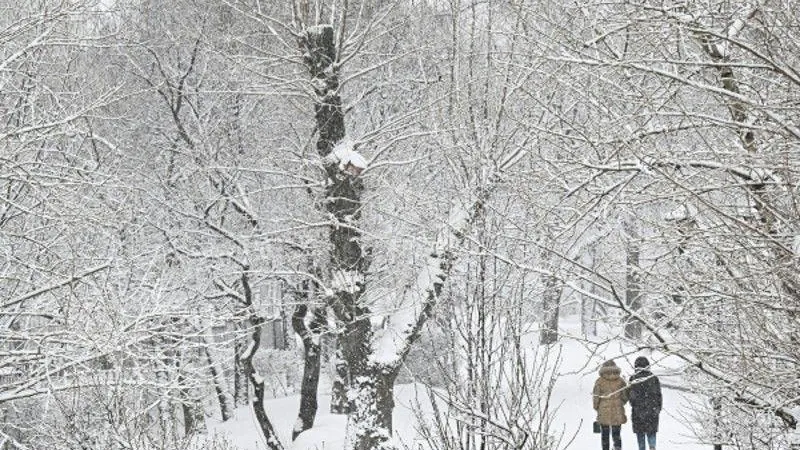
left=156, top=367, right=176, bottom=440
left=179, top=386, right=204, bottom=437
left=331, top=293, right=394, bottom=450
left=296, top=22, right=504, bottom=450
left=292, top=303, right=326, bottom=440
left=203, top=344, right=234, bottom=421
left=299, top=23, right=362, bottom=417
left=239, top=272, right=284, bottom=450
left=712, top=396, right=723, bottom=450
left=581, top=285, right=597, bottom=337
left=624, top=220, right=643, bottom=340
left=581, top=244, right=598, bottom=337
left=346, top=367, right=399, bottom=450
left=330, top=344, right=351, bottom=414
left=234, top=323, right=249, bottom=407
left=174, top=348, right=204, bottom=436
left=540, top=274, right=562, bottom=345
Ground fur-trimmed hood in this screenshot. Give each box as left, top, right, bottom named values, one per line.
left=599, top=360, right=622, bottom=380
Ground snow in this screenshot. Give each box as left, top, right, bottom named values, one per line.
left=241, top=341, right=257, bottom=360
left=369, top=257, right=443, bottom=366
left=252, top=373, right=264, bottom=385
left=664, top=204, right=697, bottom=222
left=293, top=414, right=348, bottom=450
left=331, top=137, right=368, bottom=173
left=331, top=270, right=364, bottom=295
left=548, top=321, right=705, bottom=450
left=370, top=198, right=475, bottom=366
left=206, top=318, right=708, bottom=450
left=789, top=407, right=800, bottom=446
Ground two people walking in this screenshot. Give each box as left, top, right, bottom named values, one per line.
left=592, top=356, right=662, bottom=450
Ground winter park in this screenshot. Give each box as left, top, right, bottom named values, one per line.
left=2, top=1, right=800, bottom=450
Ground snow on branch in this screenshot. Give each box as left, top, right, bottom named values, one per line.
left=369, top=191, right=490, bottom=367
left=612, top=283, right=799, bottom=429
left=367, top=148, right=530, bottom=367
left=586, top=158, right=782, bottom=185
left=240, top=340, right=257, bottom=361
left=331, top=269, right=364, bottom=295
left=664, top=204, right=698, bottom=222
left=2, top=264, right=110, bottom=310
left=662, top=332, right=798, bottom=429
left=323, top=136, right=368, bottom=176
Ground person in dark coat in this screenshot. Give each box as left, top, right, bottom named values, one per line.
left=628, top=356, right=662, bottom=450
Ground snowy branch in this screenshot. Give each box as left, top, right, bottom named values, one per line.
left=369, top=173, right=503, bottom=367
left=1, top=264, right=110, bottom=310
left=582, top=158, right=783, bottom=185
left=612, top=285, right=798, bottom=429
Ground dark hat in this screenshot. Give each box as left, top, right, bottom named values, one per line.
left=634, top=356, right=650, bottom=368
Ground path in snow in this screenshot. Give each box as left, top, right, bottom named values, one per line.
left=208, top=321, right=708, bottom=450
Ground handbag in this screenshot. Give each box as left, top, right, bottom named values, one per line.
left=592, top=421, right=602, bottom=434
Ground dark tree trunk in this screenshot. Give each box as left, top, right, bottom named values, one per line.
left=301, top=25, right=346, bottom=160
left=245, top=337, right=284, bottom=450
left=239, top=272, right=284, bottom=450
left=179, top=387, right=203, bottom=437
left=580, top=244, right=598, bottom=337
left=333, top=299, right=398, bottom=450
left=299, top=23, right=364, bottom=418
left=296, top=22, right=494, bottom=450
left=348, top=368, right=399, bottom=450
left=540, top=274, right=562, bottom=345
left=712, top=396, right=723, bottom=450
left=330, top=344, right=351, bottom=414
left=176, top=350, right=204, bottom=436
left=234, top=323, right=249, bottom=406
left=203, top=345, right=233, bottom=421
left=291, top=303, right=326, bottom=440
left=295, top=20, right=505, bottom=442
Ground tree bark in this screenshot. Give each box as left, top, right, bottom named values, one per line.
left=346, top=368, right=399, bottom=450
left=203, top=344, right=234, bottom=422
left=179, top=383, right=204, bottom=437
left=581, top=244, right=598, bottom=337
left=296, top=22, right=509, bottom=450
left=712, top=396, right=724, bottom=450
left=330, top=344, right=351, bottom=414
left=173, top=349, right=205, bottom=437
left=291, top=303, right=326, bottom=440
left=329, top=290, right=395, bottom=450
left=540, top=274, right=562, bottom=345
left=239, top=272, right=285, bottom=450
left=624, top=220, right=643, bottom=340
left=234, top=321, right=249, bottom=407
left=302, top=25, right=346, bottom=159
left=299, top=23, right=362, bottom=417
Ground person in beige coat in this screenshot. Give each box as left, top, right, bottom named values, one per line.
left=593, top=359, right=629, bottom=450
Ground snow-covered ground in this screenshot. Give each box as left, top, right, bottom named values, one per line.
left=207, top=320, right=707, bottom=450
left=547, top=322, right=706, bottom=450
